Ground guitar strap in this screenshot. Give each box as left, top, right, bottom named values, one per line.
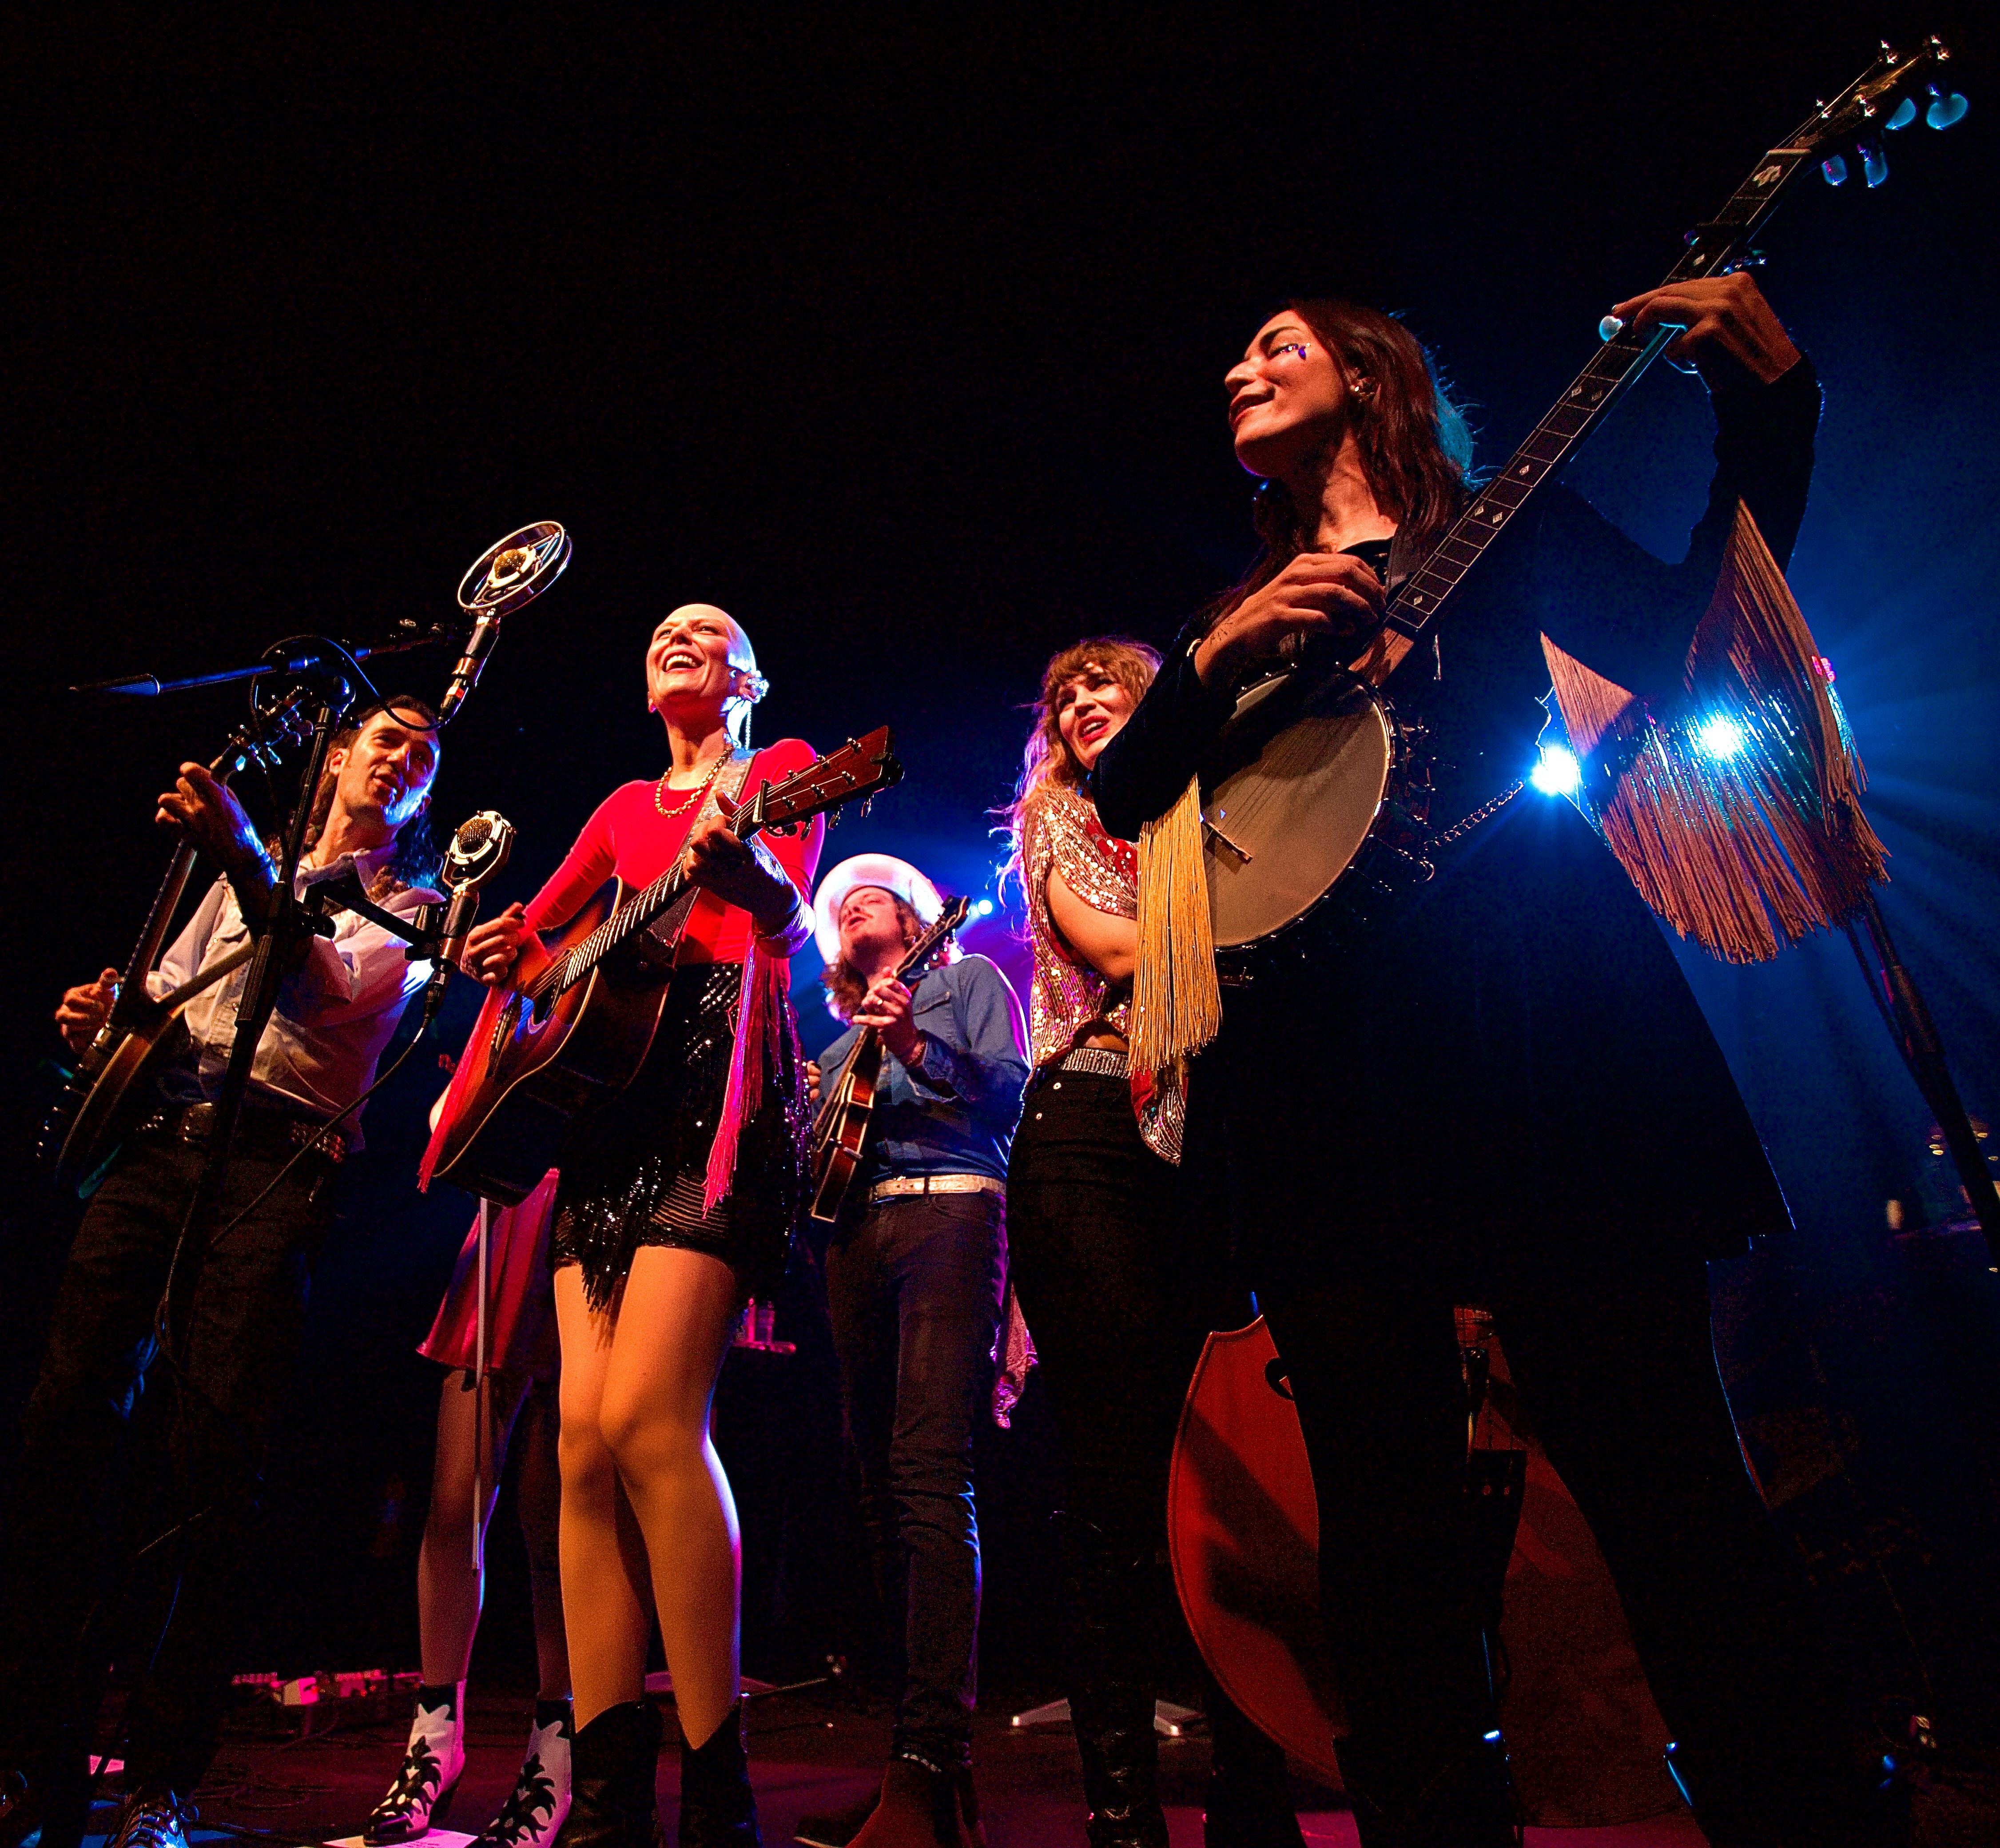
left=646, top=754, right=760, bottom=964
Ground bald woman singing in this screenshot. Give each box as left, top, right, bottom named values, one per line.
left=465, top=605, right=824, bottom=1848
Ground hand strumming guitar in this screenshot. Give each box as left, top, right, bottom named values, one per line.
left=464, top=902, right=547, bottom=989
left=852, top=975, right=925, bottom=1069
left=55, top=968, right=121, bottom=1056
left=680, top=792, right=803, bottom=938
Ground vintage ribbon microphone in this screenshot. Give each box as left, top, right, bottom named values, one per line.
left=438, top=521, right=573, bottom=725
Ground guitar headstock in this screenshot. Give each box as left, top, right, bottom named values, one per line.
left=897, top=895, right=972, bottom=981
left=736, top=726, right=903, bottom=837
left=1799, top=37, right=1965, bottom=189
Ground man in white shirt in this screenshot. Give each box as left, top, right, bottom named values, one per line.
left=0, top=700, right=441, bottom=1848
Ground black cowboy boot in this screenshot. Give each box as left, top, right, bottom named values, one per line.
left=1199, top=1678, right=1303, bottom=1848
left=1055, top=1512, right=1169, bottom=1848
left=676, top=1698, right=759, bottom=1848
left=1070, top=1682, right=1168, bottom=1848
left=1337, top=1730, right=1516, bottom=1848
left=555, top=1700, right=664, bottom=1848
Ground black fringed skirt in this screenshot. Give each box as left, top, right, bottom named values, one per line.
left=550, top=962, right=807, bottom=1306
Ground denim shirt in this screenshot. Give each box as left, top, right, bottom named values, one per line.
left=817, top=954, right=1030, bottom=1187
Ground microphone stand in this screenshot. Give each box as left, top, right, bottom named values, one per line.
left=1847, top=891, right=2000, bottom=1269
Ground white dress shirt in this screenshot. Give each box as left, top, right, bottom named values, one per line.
left=146, top=842, right=439, bottom=1147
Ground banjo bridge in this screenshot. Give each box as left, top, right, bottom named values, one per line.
left=1203, top=814, right=1254, bottom=862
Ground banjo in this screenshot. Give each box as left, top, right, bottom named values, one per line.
left=1198, top=37, right=1962, bottom=955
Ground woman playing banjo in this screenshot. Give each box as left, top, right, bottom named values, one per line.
left=1091, top=279, right=1887, bottom=1846
left=464, top=603, right=823, bottom=1848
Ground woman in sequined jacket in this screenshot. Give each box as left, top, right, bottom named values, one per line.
left=1002, top=638, right=1302, bottom=1848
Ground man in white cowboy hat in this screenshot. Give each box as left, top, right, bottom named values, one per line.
left=799, top=854, right=1027, bottom=1848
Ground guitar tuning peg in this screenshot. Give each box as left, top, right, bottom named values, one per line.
left=1925, top=82, right=1968, bottom=129
left=1821, top=152, right=1849, bottom=186
left=1859, top=139, right=1888, bottom=187
left=1886, top=97, right=1917, bottom=130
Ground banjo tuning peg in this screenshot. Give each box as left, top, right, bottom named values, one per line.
left=1925, top=83, right=1968, bottom=130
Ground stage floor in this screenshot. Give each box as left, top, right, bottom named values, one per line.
left=124, top=1687, right=1718, bottom=1848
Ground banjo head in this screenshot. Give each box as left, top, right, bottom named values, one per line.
left=1203, top=670, right=1393, bottom=950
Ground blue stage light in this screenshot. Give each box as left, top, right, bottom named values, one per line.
left=976, top=897, right=995, bottom=917
left=1695, top=714, right=1746, bottom=760
left=1530, top=744, right=1581, bottom=796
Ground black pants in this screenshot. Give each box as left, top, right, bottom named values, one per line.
left=1005, top=1067, right=1249, bottom=1685
left=1189, top=999, right=1872, bottom=1846
left=0, top=1128, right=336, bottom=1818
left=823, top=1188, right=1005, bottom=1768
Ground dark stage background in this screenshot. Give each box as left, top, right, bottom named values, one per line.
left=6, top=2, right=1998, bottom=1746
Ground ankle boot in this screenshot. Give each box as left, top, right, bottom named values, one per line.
left=556, top=1701, right=664, bottom=1848
left=676, top=1699, right=759, bottom=1848
left=366, top=1681, right=467, bottom=1844
left=1070, top=1685, right=1168, bottom=1848
left=1201, top=1685, right=1302, bottom=1848
left=845, top=1756, right=976, bottom=1848
left=474, top=1699, right=575, bottom=1848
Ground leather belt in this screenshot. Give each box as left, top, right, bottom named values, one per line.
left=131, top=1100, right=348, bottom=1166
left=867, top=1173, right=1005, bottom=1205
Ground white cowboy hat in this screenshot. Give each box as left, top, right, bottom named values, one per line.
left=813, top=853, right=943, bottom=964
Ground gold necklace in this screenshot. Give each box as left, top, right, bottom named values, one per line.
left=655, top=749, right=731, bottom=818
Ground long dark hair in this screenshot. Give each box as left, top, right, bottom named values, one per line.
left=299, top=697, right=441, bottom=896
left=1204, top=299, right=1475, bottom=633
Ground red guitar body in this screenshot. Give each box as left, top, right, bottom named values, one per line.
left=425, top=880, right=682, bottom=1204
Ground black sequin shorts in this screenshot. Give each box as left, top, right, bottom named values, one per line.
left=550, top=962, right=808, bottom=1306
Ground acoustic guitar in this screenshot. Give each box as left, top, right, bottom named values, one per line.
left=42, top=717, right=305, bottom=1196
left=807, top=894, right=970, bottom=1223
left=1196, top=38, right=1962, bottom=956
left=423, top=728, right=901, bottom=1204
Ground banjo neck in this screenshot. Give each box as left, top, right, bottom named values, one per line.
left=1375, top=40, right=1953, bottom=656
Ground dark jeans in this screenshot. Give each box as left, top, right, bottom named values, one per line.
left=1006, top=1067, right=1251, bottom=1696
left=0, top=1129, right=336, bottom=1819
left=823, top=1187, right=1005, bottom=1768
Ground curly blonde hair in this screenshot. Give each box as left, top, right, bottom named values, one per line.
left=997, top=637, right=1159, bottom=898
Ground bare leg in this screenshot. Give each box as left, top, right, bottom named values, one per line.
left=513, top=1377, right=572, bottom=1701
left=597, top=1246, right=745, bottom=1752
left=553, top=1269, right=656, bottom=1728
left=417, top=1366, right=536, bottom=1686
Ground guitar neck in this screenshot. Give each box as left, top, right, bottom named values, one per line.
left=111, top=743, right=247, bottom=1026
left=1384, top=103, right=1833, bottom=643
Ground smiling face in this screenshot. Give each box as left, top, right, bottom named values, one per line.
left=1224, top=309, right=1357, bottom=482
left=1054, top=665, right=1137, bottom=774
left=646, top=603, right=760, bottom=729
left=326, top=709, right=438, bottom=837
left=837, top=884, right=914, bottom=977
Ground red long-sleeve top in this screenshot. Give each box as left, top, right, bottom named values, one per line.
left=524, top=740, right=825, bottom=963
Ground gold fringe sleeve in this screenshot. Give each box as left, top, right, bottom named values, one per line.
left=1131, top=774, right=1223, bottom=1081
left=1542, top=499, right=1887, bottom=964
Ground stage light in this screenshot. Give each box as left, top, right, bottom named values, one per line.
left=1695, top=714, right=1746, bottom=761
left=976, top=897, right=995, bottom=917
left=1530, top=744, right=1581, bottom=796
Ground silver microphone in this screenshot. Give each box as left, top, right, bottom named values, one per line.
left=439, top=523, right=573, bottom=726
left=437, top=610, right=505, bottom=725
